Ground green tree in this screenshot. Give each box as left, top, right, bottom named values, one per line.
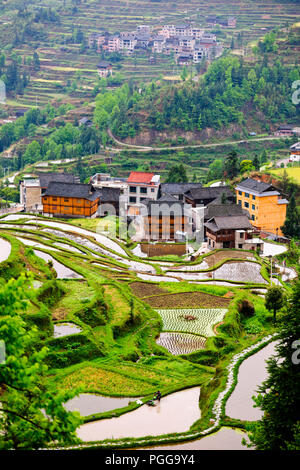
left=265, top=286, right=285, bottom=323
left=0, top=275, right=82, bottom=449
left=224, top=150, right=239, bottom=179
left=253, top=154, right=260, bottom=171
left=33, top=52, right=40, bottom=71
left=240, top=159, right=254, bottom=173
left=165, top=163, right=188, bottom=183
left=247, top=281, right=300, bottom=450
left=281, top=195, right=300, bottom=239
left=180, top=66, right=188, bottom=82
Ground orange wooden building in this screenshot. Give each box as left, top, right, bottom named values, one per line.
left=42, top=182, right=101, bottom=218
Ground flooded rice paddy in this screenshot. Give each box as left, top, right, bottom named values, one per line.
left=167, top=261, right=266, bottom=284
left=142, top=427, right=251, bottom=450
left=33, top=250, right=82, bottom=279
left=64, top=393, right=138, bottom=417
left=0, top=237, right=11, bottom=262
left=16, top=236, right=59, bottom=251
left=156, top=332, right=206, bottom=355
left=226, top=341, right=279, bottom=421
left=53, top=322, right=82, bottom=338
left=77, top=387, right=201, bottom=442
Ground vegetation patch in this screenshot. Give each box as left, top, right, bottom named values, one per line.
left=130, top=281, right=169, bottom=298
left=145, top=291, right=231, bottom=309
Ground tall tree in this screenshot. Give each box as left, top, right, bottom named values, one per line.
left=165, top=163, right=188, bottom=183
left=247, top=281, right=300, bottom=450
left=281, top=194, right=300, bottom=239
left=224, top=150, right=239, bottom=179
left=265, top=285, right=285, bottom=323
left=0, top=275, right=82, bottom=449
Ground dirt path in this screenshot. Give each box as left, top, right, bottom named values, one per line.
left=107, top=129, right=285, bottom=153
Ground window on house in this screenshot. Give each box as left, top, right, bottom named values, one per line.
left=140, top=187, right=147, bottom=194
left=252, top=204, right=255, bottom=210
left=238, top=200, right=242, bottom=206
left=238, top=190, right=242, bottom=195
left=52, top=198, right=57, bottom=201
left=130, top=186, right=137, bottom=193
left=240, top=232, right=244, bottom=238
left=129, top=196, right=136, bottom=203
left=151, top=188, right=155, bottom=192
left=244, top=202, right=249, bottom=208
left=64, top=198, right=69, bottom=202
left=252, top=195, right=256, bottom=200
left=251, top=215, right=255, bottom=221
left=245, top=193, right=249, bottom=198
left=52, top=205, right=57, bottom=210
left=238, top=244, right=243, bottom=249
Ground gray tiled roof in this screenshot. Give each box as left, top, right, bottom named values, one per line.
left=205, top=215, right=252, bottom=232
left=184, top=186, right=234, bottom=201
left=204, top=203, right=248, bottom=220
left=161, top=182, right=202, bottom=196
left=38, top=172, right=77, bottom=188
left=44, top=182, right=101, bottom=201
left=237, top=178, right=274, bottom=194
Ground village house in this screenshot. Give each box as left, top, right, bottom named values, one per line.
left=184, top=186, right=235, bottom=207
left=289, top=141, right=300, bottom=161
left=20, top=172, right=78, bottom=213
left=97, top=61, right=113, bottom=78
left=274, top=125, right=295, bottom=137
left=89, top=22, right=222, bottom=64
left=90, top=173, right=129, bottom=214
left=204, top=215, right=257, bottom=250
left=127, top=171, right=160, bottom=216
left=235, top=178, right=289, bottom=237
left=141, top=195, right=193, bottom=241
left=160, top=183, right=203, bottom=200
left=42, top=182, right=101, bottom=218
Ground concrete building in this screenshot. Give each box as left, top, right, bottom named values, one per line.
left=127, top=171, right=160, bottom=216
left=235, top=178, right=288, bottom=237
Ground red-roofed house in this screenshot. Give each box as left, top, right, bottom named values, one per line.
left=127, top=171, right=160, bottom=216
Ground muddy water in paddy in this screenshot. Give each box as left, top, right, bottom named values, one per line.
left=168, top=261, right=267, bottom=284
left=64, top=394, right=138, bottom=417
left=28, top=219, right=128, bottom=256
left=0, top=237, right=11, bottom=262
left=226, top=341, right=279, bottom=421
left=33, top=250, right=82, bottom=279
left=53, top=322, right=82, bottom=338
left=16, top=236, right=59, bottom=251
left=77, top=387, right=201, bottom=442
left=140, top=426, right=251, bottom=450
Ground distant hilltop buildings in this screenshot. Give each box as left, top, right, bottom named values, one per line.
left=89, top=22, right=224, bottom=66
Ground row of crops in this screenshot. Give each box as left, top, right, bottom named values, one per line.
left=155, top=308, right=228, bottom=355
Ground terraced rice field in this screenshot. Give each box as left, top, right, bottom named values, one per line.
left=145, top=291, right=230, bottom=309
left=130, top=282, right=169, bottom=298
left=156, top=308, right=228, bottom=337
left=156, top=332, right=206, bottom=355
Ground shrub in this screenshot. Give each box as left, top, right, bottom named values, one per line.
left=237, top=299, right=255, bottom=318
left=76, top=295, right=108, bottom=327
left=37, top=280, right=65, bottom=307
